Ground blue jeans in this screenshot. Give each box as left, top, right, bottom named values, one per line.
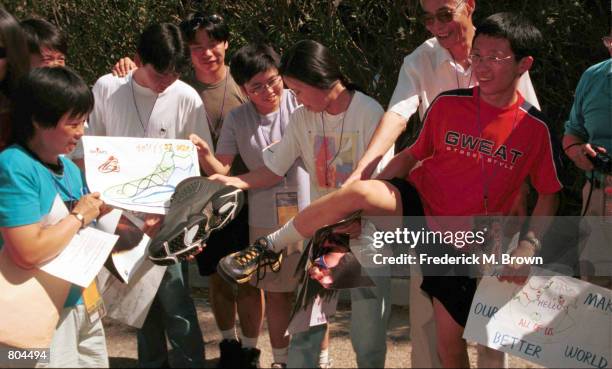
left=287, top=274, right=391, bottom=368
left=137, top=262, right=204, bottom=368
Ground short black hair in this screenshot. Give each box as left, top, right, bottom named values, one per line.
left=230, top=44, right=280, bottom=86
left=20, top=17, right=68, bottom=55
left=136, top=23, right=189, bottom=75
left=180, top=12, right=229, bottom=44
left=474, top=12, right=542, bottom=60
left=280, top=40, right=350, bottom=90
left=11, top=67, right=93, bottom=145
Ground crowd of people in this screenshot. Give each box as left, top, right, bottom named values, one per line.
left=0, top=0, right=610, bottom=368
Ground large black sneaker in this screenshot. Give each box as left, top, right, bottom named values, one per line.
left=240, top=347, right=261, bottom=368
left=148, top=177, right=244, bottom=265
left=218, top=339, right=241, bottom=368
left=216, top=237, right=282, bottom=284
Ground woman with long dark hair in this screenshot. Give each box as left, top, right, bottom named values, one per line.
left=213, top=39, right=393, bottom=368
left=0, top=6, right=29, bottom=150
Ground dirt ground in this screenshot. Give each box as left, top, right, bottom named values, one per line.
left=104, top=289, right=542, bottom=368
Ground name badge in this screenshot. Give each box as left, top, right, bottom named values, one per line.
left=82, top=279, right=106, bottom=323
left=276, top=191, right=298, bottom=226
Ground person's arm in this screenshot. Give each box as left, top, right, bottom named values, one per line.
left=562, top=69, right=605, bottom=171
left=346, top=52, right=424, bottom=184
left=376, top=147, right=419, bottom=180
left=562, top=133, right=601, bottom=172
left=212, top=110, right=301, bottom=189
left=190, top=133, right=233, bottom=176
left=1, top=193, right=104, bottom=268
left=209, top=166, right=283, bottom=190
left=346, top=111, right=408, bottom=184
left=498, top=192, right=559, bottom=285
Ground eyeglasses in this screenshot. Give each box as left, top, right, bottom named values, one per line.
left=247, top=75, right=282, bottom=95
left=469, top=53, right=514, bottom=65
left=0, top=47, right=6, bottom=58
left=420, top=0, right=466, bottom=27
left=603, top=36, right=612, bottom=48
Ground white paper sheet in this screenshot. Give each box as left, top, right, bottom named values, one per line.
left=82, top=136, right=200, bottom=214
left=287, top=293, right=338, bottom=335
left=464, top=269, right=611, bottom=368
left=37, top=196, right=118, bottom=287
left=39, top=228, right=118, bottom=288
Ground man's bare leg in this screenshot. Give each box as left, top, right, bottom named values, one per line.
left=292, top=180, right=404, bottom=240
left=433, top=298, right=469, bottom=368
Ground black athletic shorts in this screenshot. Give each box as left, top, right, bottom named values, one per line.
left=382, top=177, right=477, bottom=327
left=195, top=203, right=249, bottom=276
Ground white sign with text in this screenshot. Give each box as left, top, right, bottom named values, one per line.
left=464, top=271, right=611, bottom=368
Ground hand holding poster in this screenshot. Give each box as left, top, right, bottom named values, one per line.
left=464, top=270, right=611, bottom=368
left=82, top=136, right=200, bottom=214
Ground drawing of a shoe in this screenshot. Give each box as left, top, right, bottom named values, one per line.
left=98, top=155, right=120, bottom=173
left=148, top=177, right=245, bottom=265
left=104, top=150, right=194, bottom=206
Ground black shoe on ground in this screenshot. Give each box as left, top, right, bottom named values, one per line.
left=240, top=347, right=261, bottom=368
left=216, top=237, right=282, bottom=284
left=148, top=177, right=244, bottom=265
left=218, top=339, right=242, bottom=368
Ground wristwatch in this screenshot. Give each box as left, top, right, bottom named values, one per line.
left=70, top=211, right=85, bottom=228
left=520, top=235, right=541, bottom=254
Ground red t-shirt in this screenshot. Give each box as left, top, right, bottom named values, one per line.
left=407, top=87, right=562, bottom=217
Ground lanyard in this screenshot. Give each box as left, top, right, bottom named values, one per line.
left=206, top=71, right=229, bottom=141
left=131, top=77, right=159, bottom=137
left=321, top=111, right=346, bottom=188
left=49, top=164, right=82, bottom=211
left=476, top=90, right=520, bottom=215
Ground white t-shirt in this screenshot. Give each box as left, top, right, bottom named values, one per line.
left=73, top=72, right=213, bottom=158
left=388, top=37, right=540, bottom=120
left=216, top=90, right=310, bottom=228
left=263, top=91, right=393, bottom=201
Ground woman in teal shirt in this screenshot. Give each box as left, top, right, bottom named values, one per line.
left=0, top=67, right=107, bottom=367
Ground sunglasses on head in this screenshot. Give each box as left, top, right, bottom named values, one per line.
left=188, top=14, right=223, bottom=30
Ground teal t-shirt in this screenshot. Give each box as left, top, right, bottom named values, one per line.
left=564, top=59, right=612, bottom=178
left=0, top=144, right=85, bottom=307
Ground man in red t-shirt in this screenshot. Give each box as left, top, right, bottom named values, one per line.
left=222, top=12, right=562, bottom=368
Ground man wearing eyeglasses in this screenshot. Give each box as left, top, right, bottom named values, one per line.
left=343, top=1, right=541, bottom=368
left=562, top=28, right=612, bottom=289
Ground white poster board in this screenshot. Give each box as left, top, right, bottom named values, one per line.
left=97, top=261, right=166, bottom=328
left=82, top=136, right=199, bottom=214
left=464, top=270, right=611, bottom=368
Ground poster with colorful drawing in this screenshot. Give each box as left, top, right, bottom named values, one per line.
left=464, top=270, right=611, bottom=368
left=82, top=136, right=200, bottom=214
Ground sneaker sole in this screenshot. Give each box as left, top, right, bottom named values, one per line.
left=148, top=179, right=244, bottom=265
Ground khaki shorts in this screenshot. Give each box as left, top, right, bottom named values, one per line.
left=248, top=226, right=303, bottom=292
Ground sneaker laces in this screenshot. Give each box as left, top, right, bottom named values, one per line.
left=233, top=242, right=281, bottom=284
left=256, top=247, right=283, bottom=284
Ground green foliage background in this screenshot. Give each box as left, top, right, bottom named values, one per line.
left=4, top=0, right=611, bottom=213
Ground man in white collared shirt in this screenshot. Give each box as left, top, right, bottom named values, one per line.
left=345, top=1, right=540, bottom=368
